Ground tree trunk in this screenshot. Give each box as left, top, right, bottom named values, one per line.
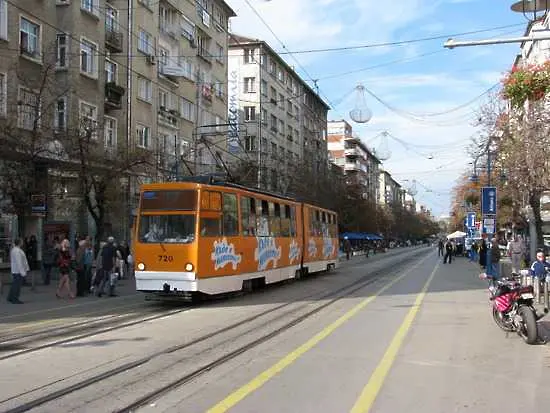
left=529, top=190, right=544, bottom=250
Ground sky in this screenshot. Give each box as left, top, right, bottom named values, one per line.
left=225, top=0, right=530, bottom=218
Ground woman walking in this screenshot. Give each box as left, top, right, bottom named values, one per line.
left=56, top=239, right=75, bottom=299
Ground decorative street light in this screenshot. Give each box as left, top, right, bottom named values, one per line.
left=349, top=84, right=372, bottom=124
left=511, top=0, right=550, bottom=21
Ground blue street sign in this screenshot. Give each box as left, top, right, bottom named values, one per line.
left=467, top=212, right=476, bottom=228
left=481, top=186, right=497, bottom=215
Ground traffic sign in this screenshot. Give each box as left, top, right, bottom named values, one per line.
left=467, top=212, right=476, bottom=228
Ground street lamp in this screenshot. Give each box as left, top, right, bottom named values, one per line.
left=349, top=84, right=373, bottom=124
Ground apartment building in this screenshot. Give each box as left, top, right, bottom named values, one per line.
left=378, top=170, right=404, bottom=208
left=327, top=120, right=381, bottom=201
left=227, top=34, right=330, bottom=192
left=0, top=0, right=235, bottom=250
left=132, top=0, right=235, bottom=181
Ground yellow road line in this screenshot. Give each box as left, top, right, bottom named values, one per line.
left=349, top=261, right=440, bottom=413
left=206, top=253, right=433, bottom=413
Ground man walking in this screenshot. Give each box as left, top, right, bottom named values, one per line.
left=7, top=239, right=30, bottom=304
left=443, top=239, right=453, bottom=264
left=438, top=239, right=444, bottom=256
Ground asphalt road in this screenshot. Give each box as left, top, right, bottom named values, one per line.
left=1, top=247, right=548, bottom=413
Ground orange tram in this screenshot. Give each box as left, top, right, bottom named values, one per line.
left=133, top=176, right=339, bottom=300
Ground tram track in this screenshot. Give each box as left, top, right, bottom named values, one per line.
left=1, top=248, right=431, bottom=413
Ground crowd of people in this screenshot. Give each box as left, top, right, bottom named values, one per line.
left=6, top=235, right=132, bottom=305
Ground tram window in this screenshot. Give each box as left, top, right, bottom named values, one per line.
left=290, top=206, right=297, bottom=237
left=240, top=196, right=256, bottom=236
left=270, top=202, right=281, bottom=237
left=200, top=217, right=221, bottom=237
left=281, top=204, right=291, bottom=237
left=222, top=193, right=238, bottom=236
left=257, top=199, right=270, bottom=236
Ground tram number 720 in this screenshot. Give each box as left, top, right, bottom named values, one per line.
left=158, top=255, right=174, bottom=262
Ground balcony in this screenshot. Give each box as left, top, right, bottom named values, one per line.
left=105, top=29, right=123, bottom=53
left=344, top=161, right=361, bottom=172
left=158, top=107, right=179, bottom=128
left=104, top=82, right=125, bottom=110
left=344, top=147, right=361, bottom=157
left=344, top=133, right=361, bottom=143
left=160, top=23, right=179, bottom=40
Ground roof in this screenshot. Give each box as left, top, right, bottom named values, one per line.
left=228, top=33, right=331, bottom=112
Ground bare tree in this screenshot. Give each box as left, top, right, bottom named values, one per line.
left=0, top=46, right=71, bottom=231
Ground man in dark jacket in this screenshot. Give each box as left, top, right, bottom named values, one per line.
left=97, top=236, right=117, bottom=297
left=443, top=240, right=453, bottom=264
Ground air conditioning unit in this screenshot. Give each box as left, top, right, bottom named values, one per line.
left=146, top=54, right=156, bottom=65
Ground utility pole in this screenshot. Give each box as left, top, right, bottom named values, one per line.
left=257, top=116, right=262, bottom=188
left=194, top=70, right=203, bottom=175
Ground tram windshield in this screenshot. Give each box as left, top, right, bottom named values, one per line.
left=138, top=215, right=196, bottom=244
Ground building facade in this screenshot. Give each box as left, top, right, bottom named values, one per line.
left=0, top=0, right=235, bottom=257
left=227, top=34, right=330, bottom=192
left=327, top=120, right=381, bottom=201
left=378, top=170, right=404, bottom=208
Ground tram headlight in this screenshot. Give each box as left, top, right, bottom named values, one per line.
left=137, top=262, right=145, bottom=271
left=185, top=263, right=194, bottom=272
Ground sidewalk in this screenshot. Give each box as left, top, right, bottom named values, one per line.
left=0, top=270, right=140, bottom=320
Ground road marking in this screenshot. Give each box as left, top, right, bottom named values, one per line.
left=206, top=253, right=433, bottom=413
left=0, top=294, right=139, bottom=320
left=0, top=300, right=142, bottom=331
left=349, top=261, right=440, bottom=413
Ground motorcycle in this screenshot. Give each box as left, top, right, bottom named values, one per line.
left=480, top=272, right=548, bottom=345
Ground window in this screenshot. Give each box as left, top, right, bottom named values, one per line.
left=0, top=0, right=8, bottom=40
left=216, top=43, right=223, bottom=62
left=280, top=205, right=290, bottom=237
left=81, top=0, right=97, bottom=14
left=139, top=215, right=196, bottom=244
left=244, top=106, right=255, bottom=122
left=56, top=34, right=68, bottom=68
left=244, top=77, right=255, bottom=93
left=105, top=116, right=117, bottom=147
left=80, top=39, right=98, bottom=76
left=260, top=80, right=267, bottom=96
left=105, top=59, right=117, bottom=83
left=240, top=197, right=256, bottom=236
left=270, top=202, right=281, bottom=237
left=290, top=206, right=296, bottom=237
left=278, top=93, right=284, bottom=108
left=271, top=142, right=277, bottom=158
left=177, top=57, right=194, bottom=80
left=222, top=193, right=238, bottom=236
left=269, top=59, right=275, bottom=74
left=80, top=101, right=98, bottom=138
left=257, top=200, right=270, bottom=236
left=180, top=97, right=194, bottom=120
left=54, top=97, right=67, bottom=131
left=270, top=114, right=277, bottom=131
left=18, top=88, right=40, bottom=130
left=277, top=68, right=284, bottom=82
left=20, top=17, right=40, bottom=58
left=0, top=72, right=6, bottom=116
left=105, top=6, right=118, bottom=32
left=244, top=48, right=255, bottom=64
left=137, top=124, right=150, bottom=148
left=214, top=80, right=223, bottom=98
left=181, top=14, right=195, bottom=40
left=261, top=109, right=267, bottom=124
left=137, top=76, right=152, bottom=101
left=138, top=29, right=153, bottom=54
left=278, top=119, right=284, bottom=134
left=245, top=135, right=256, bottom=151
left=158, top=88, right=168, bottom=109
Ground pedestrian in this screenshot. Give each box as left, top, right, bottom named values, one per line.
left=7, top=239, right=30, bottom=304
left=343, top=237, right=351, bottom=260
left=490, top=237, right=501, bottom=278
left=75, top=239, right=87, bottom=297
left=438, top=239, right=444, bottom=257
left=507, top=235, right=525, bottom=274
left=443, top=239, right=453, bottom=264
left=83, top=236, right=94, bottom=292
left=479, top=239, right=487, bottom=269
left=56, top=239, right=75, bottom=299
left=97, top=236, right=117, bottom=297
left=41, top=238, right=57, bottom=286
